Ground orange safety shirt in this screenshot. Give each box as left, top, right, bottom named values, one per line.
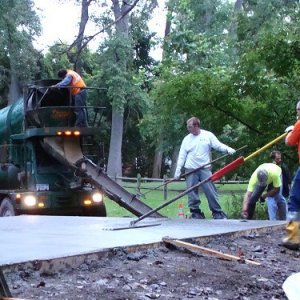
left=286, top=119, right=300, bottom=163
left=67, top=70, right=86, bottom=95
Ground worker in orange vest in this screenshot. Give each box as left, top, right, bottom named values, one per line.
left=283, top=100, right=300, bottom=250
left=56, top=69, right=87, bottom=127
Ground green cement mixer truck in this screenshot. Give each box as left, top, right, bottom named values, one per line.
left=0, top=80, right=162, bottom=218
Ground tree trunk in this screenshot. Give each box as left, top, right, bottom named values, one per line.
left=7, top=37, right=21, bottom=104
left=229, top=0, right=244, bottom=38
left=8, top=69, right=21, bottom=105
left=106, top=0, right=130, bottom=179
left=107, top=110, right=123, bottom=178
left=75, top=0, right=91, bottom=73
left=170, top=145, right=180, bottom=177
left=152, top=4, right=172, bottom=178
left=234, top=0, right=243, bottom=11
left=152, top=149, right=163, bottom=178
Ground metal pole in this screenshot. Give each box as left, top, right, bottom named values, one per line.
left=130, top=177, right=211, bottom=227
left=244, top=132, right=287, bottom=162
left=0, top=267, right=12, bottom=298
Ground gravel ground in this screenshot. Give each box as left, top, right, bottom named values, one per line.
left=3, top=228, right=300, bottom=300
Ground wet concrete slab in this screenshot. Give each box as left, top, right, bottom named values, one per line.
left=0, top=215, right=285, bottom=266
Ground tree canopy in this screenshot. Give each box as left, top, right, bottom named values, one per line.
left=1, top=0, right=300, bottom=177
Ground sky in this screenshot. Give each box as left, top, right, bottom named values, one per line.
left=33, top=0, right=166, bottom=60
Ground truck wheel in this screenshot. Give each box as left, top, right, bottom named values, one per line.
left=83, top=203, right=107, bottom=217
left=95, top=203, right=107, bottom=217
left=0, top=198, right=16, bottom=217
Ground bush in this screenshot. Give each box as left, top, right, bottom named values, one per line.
left=224, top=192, right=268, bottom=220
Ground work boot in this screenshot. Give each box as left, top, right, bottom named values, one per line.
left=212, top=211, right=228, bottom=220
left=282, top=212, right=300, bottom=251
left=189, top=209, right=205, bottom=219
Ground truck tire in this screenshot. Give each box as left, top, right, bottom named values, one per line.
left=0, top=198, right=16, bottom=217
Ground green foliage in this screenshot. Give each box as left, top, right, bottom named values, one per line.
left=41, top=44, right=74, bottom=79
left=223, top=193, right=243, bottom=219
left=163, top=0, right=233, bottom=69
left=223, top=192, right=268, bottom=220
left=2, top=0, right=300, bottom=179
left=144, top=0, right=300, bottom=177
left=41, top=43, right=98, bottom=79
left=143, top=68, right=246, bottom=151
left=104, top=181, right=268, bottom=220
left=0, top=0, right=41, bottom=95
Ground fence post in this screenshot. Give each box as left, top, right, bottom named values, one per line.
left=163, top=174, right=168, bottom=200
left=136, top=173, right=141, bottom=195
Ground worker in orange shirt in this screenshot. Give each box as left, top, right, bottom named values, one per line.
left=283, top=100, right=300, bottom=250
left=56, top=69, right=87, bottom=127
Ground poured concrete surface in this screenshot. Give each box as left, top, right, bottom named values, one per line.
left=0, top=215, right=285, bottom=266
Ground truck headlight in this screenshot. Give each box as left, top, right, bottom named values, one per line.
left=92, top=192, right=103, bottom=203
left=23, top=195, right=37, bottom=207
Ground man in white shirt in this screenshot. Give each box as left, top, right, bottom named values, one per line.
left=174, top=117, right=236, bottom=219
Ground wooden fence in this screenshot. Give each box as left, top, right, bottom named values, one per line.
left=113, top=174, right=248, bottom=200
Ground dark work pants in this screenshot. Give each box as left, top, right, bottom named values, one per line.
left=74, top=89, right=87, bottom=127
left=247, top=185, right=266, bottom=219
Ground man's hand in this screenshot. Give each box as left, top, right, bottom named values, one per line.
left=285, top=125, right=294, bottom=133
left=259, top=193, right=268, bottom=203
left=227, top=147, right=236, bottom=155
left=259, top=196, right=265, bottom=203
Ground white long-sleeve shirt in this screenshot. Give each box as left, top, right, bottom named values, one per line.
left=174, top=129, right=233, bottom=177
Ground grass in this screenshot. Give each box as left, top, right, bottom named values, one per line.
left=104, top=181, right=269, bottom=220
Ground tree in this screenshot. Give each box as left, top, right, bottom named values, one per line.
left=0, top=0, right=41, bottom=104
left=96, top=0, right=157, bottom=178
left=75, top=0, right=95, bottom=73
left=145, top=0, right=300, bottom=178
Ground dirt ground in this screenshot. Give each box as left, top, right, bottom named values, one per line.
left=4, top=227, right=300, bottom=300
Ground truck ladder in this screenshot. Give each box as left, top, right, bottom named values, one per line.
left=42, top=137, right=163, bottom=217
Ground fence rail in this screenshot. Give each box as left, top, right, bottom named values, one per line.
left=114, top=175, right=248, bottom=184
left=111, top=174, right=248, bottom=200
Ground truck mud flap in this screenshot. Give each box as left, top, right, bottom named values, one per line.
left=42, top=137, right=163, bottom=218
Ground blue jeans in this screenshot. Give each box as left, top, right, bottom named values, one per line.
left=288, top=167, right=300, bottom=212
left=266, top=194, right=287, bottom=220
left=185, top=168, right=223, bottom=214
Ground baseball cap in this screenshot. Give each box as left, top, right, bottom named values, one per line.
left=257, top=169, right=268, bottom=186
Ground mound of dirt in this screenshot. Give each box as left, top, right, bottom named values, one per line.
left=4, top=228, right=300, bottom=300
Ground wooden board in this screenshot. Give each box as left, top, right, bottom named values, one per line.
left=163, top=238, right=261, bottom=266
